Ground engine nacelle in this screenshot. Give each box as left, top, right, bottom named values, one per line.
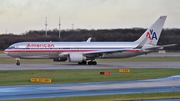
left=59, top=52, right=68, bottom=57
left=68, top=53, right=86, bottom=62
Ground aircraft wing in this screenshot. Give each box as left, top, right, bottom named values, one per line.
left=83, top=48, right=134, bottom=56
left=83, top=37, right=146, bottom=56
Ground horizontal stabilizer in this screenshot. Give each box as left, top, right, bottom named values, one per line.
left=145, top=44, right=176, bottom=50
left=159, top=44, right=176, bottom=47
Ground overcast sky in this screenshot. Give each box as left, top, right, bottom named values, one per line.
left=0, top=0, right=180, bottom=34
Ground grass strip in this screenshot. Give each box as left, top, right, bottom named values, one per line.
left=0, top=68, right=180, bottom=86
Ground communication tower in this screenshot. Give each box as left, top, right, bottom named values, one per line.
left=59, top=17, right=61, bottom=38
left=45, top=17, right=47, bottom=36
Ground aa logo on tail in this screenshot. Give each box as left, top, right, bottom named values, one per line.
left=146, top=29, right=157, bottom=40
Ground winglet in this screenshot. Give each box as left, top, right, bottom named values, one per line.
left=86, top=37, right=92, bottom=42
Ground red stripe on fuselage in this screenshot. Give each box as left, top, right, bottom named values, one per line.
left=4, top=49, right=96, bottom=53
left=125, top=50, right=140, bottom=52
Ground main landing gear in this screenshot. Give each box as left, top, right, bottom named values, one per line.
left=78, top=60, right=97, bottom=65
left=88, top=61, right=97, bottom=65
left=15, top=58, right=20, bottom=66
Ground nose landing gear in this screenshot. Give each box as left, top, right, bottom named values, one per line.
left=15, top=58, right=20, bottom=66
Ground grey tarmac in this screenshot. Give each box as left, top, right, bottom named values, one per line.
left=0, top=62, right=180, bottom=70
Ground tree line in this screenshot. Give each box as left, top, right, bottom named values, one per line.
left=0, top=28, right=179, bottom=51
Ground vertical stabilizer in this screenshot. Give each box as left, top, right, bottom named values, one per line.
left=135, top=16, right=167, bottom=45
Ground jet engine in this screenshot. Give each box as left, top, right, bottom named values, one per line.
left=67, top=53, right=86, bottom=62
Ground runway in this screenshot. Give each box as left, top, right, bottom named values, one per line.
left=0, top=75, right=180, bottom=100
left=0, top=62, right=180, bottom=70
left=1, top=52, right=180, bottom=70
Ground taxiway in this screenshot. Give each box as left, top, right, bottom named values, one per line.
left=0, top=75, right=180, bottom=100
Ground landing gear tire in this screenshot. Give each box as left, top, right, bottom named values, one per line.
left=16, top=60, right=20, bottom=66
left=78, top=60, right=97, bottom=65
left=15, top=58, right=20, bottom=66
left=78, top=62, right=82, bottom=65
left=78, top=61, right=87, bottom=65
left=82, top=61, right=87, bottom=65
left=92, top=61, right=97, bottom=65
left=88, top=61, right=92, bottom=65
left=88, top=61, right=97, bottom=65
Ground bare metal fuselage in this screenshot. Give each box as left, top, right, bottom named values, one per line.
left=4, top=42, right=151, bottom=60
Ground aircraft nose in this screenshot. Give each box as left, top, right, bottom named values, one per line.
left=4, top=49, right=9, bottom=55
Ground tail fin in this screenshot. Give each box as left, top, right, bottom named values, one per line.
left=135, top=16, right=167, bottom=45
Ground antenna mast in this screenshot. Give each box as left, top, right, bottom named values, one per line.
left=72, top=23, right=74, bottom=30
left=45, top=17, right=47, bottom=36
left=59, top=17, right=61, bottom=38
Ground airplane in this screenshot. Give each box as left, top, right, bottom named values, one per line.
left=4, top=16, right=176, bottom=66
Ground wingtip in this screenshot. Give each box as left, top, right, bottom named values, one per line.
left=160, top=16, right=167, bottom=18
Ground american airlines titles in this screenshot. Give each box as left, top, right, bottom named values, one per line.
left=27, top=44, right=55, bottom=48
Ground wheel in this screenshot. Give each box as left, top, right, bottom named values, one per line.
left=92, top=61, right=97, bottom=65
left=88, top=61, right=92, bottom=65
left=78, top=61, right=87, bottom=65
left=88, top=61, right=97, bottom=65
left=15, top=58, right=21, bottom=66
left=78, top=62, right=82, bottom=65
left=16, top=61, right=20, bottom=66
left=82, top=61, right=87, bottom=65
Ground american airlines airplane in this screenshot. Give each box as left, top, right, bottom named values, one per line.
left=4, top=16, right=175, bottom=66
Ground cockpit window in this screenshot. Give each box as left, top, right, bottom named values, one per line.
left=9, top=46, right=15, bottom=49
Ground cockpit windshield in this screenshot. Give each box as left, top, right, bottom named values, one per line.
left=8, top=46, right=15, bottom=49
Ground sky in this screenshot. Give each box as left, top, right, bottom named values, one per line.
left=0, top=0, right=180, bottom=34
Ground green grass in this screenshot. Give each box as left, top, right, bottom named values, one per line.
left=0, top=68, right=180, bottom=86
left=1, top=56, right=180, bottom=100
left=0, top=56, right=180, bottom=64
left=7, top=92, right=180, bottom=101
